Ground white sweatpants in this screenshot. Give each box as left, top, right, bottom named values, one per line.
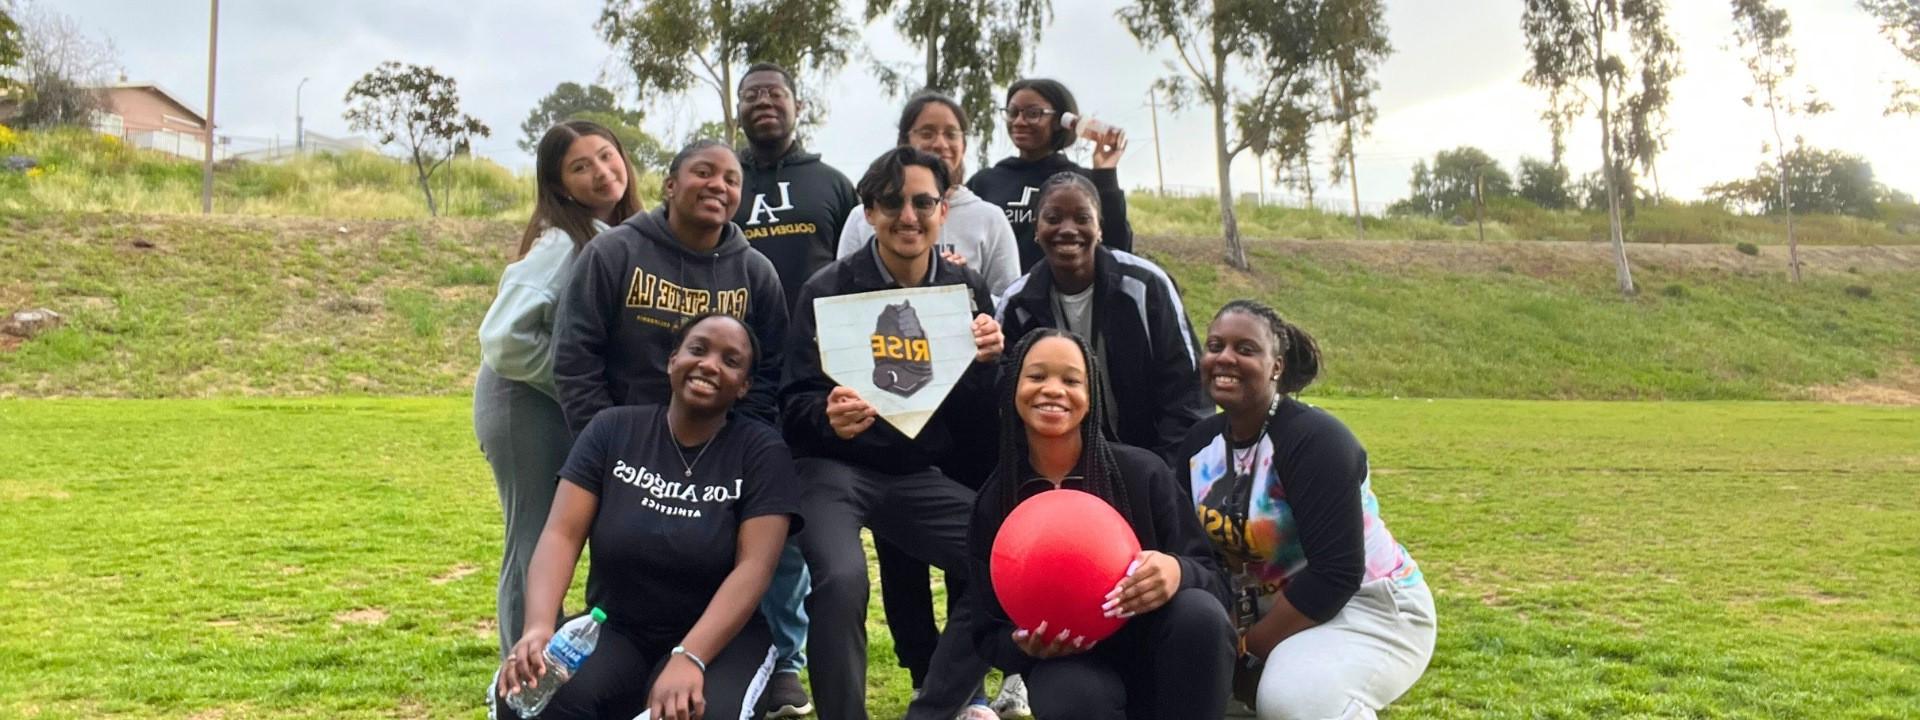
left=1256, top=578, right=1437, bottom=720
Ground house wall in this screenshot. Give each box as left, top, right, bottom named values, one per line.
left=97, top=88, right=217, bottom=161
left=101, top=88, right=207, bottom=140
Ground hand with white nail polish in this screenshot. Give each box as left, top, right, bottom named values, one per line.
left=1012, top=620, right=1094, bottom=659
left=1102, top=550, right=1181, bottom=618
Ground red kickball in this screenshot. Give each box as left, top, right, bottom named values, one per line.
left=990, top=488, right=1142, bottom=644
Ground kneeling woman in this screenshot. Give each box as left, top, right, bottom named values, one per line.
left=1178, top=300, right=1435, bottom=720
left=497, top=313, right=801, bottom=720
left=968, top=329, right=1234, bottom=720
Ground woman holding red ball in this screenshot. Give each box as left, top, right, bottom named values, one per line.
left=965, top=328, right=1234, bottom=720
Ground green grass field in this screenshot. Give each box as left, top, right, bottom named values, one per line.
left=1, top=397, right=1915, bottom=718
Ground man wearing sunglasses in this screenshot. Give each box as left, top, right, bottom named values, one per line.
left=780, top=146, right=1004, bottom=720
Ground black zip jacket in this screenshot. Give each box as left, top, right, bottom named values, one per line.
left=734, top=142, right=859, bottom=310
left=779, top=240, right=999, bottom=477
left=996, top=246, right=1209, bottom=465
left=553, top=207, right=788, bottom=433
left=966, top=153, right=1133, bottom=270
left=967, top=445, right=1229, bottom=675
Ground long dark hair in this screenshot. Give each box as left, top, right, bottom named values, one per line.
left=518, top=120, right=642, bottom=259
left=1214, top=299, right=1321, bottom=395
left=1005, top=78, right=1079, bottom=153
left=990, top=328, right=1135, bottom=524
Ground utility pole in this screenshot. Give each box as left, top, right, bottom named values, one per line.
left=1474, top=163, right=1487, bottom=243
left=1145, top=88, right=1166, bottom=195
left=200, top=0, right=220, bottom=214
left=296, top=76, right=310, bottom=154
left=1256, top=153, right=1266, bottom=206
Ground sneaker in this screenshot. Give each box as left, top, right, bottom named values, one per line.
left=957, top=704, right=998, bottom=720
left=758, top=671, right=814, bottom=718
left=989, top=674, right=1031, bottom=719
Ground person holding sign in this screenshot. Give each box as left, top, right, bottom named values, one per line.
left=1176, top=300, right=1434, bottom=719
left=966, top=329, right=1233, bottom=720
left=780, top=146, right=1003, bottom=720
left=998, top=172, right=1209, bottom=466
left=495, top=313, right=801, bottom=720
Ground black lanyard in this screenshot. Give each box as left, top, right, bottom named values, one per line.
left=1220, top=405, right=1276, bottom=632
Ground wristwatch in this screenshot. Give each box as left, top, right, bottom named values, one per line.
left=671, top=645, right=708, bottom=673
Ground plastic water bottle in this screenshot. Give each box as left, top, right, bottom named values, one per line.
left=1059, top=112, right=1119, bottom=143
left=506, top=607, right=607, bottom=717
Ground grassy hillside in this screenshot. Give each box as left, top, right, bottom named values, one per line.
left=3, top=397, right=1915, bottom=717
left=3, top=212, right=1915, bottom=401
left=6, top=124, right=1915, bottom=246
left=1131, top=194, right=1919, bottom=246
left=1, top=126, right=535, bottom=220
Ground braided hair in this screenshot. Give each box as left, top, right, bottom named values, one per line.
left=1213, top=299, right=1321, bottom=395
left=990, top=328, right=1137, bottom=525
left=1035, top=171, right=1102, bottom=219
left=671, top=311, right=760, bottom=376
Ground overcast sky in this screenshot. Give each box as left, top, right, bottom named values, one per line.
left=46, top=0, right=1920, bottom=208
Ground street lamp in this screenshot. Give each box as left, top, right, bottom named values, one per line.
left=296, top=76, right=310, bottom=154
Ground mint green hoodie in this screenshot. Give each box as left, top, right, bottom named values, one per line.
left=477, top=219, right=609, bottom=397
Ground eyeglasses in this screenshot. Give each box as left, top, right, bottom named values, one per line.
left=873, top=193, right=943, bottom=217
left=739, top=86, right=792, bottom=103
left=1002, top=106, right=1057, bottom=123
left=910, top=127, right=965, bottom=144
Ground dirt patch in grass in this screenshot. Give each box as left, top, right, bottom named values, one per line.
left=1808, top=363, right=1920, bottom=406
left=430, top=563, right=479, bottom=585
left=334, top=608, right=390, bottom=626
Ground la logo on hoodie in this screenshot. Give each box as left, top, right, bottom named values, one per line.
left=734, top=143, right=859, bottom=310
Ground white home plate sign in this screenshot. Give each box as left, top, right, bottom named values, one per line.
left=813, top=284, right=977, bottom=439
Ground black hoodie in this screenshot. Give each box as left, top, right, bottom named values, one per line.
left=966, top=446, right=1227, bottom=675
left=734, top=142, right=860, bottom=310
left=966, top=153, right=1134, bottom=270
left=553, top=207, right=789, bottom=433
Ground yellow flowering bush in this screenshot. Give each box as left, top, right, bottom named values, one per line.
left=0, top=124, right=18, bottom=152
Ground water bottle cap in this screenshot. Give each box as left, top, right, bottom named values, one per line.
left=1060, top=111, right=1079, bottom=130
left=589, top=607, right=607, bottom=623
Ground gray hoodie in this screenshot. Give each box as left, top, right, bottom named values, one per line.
left=553, top=207, right=788, bottom=433
left=477, top=220, right=609, bottom=398
left=836, top=185, right=1021, bottom=300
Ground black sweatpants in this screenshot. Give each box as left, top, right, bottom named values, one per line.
left=876, top=537, right=941, bottom=687
left=795, top=457, right=990, bottom=720
left=500, top=618, right=775, bottom=720
left=1023, top=588, right=1235, bottom=720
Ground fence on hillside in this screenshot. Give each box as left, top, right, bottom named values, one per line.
left=1141, top=183, right=1393, bottom=217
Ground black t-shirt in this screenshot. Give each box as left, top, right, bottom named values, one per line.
left=560, top=405, right=802, bottom=641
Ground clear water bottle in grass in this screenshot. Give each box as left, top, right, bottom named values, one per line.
left=506, top=607, right=607, bottom=717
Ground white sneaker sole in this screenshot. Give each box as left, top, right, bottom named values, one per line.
left=764, top=701, right=815, bottom=719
